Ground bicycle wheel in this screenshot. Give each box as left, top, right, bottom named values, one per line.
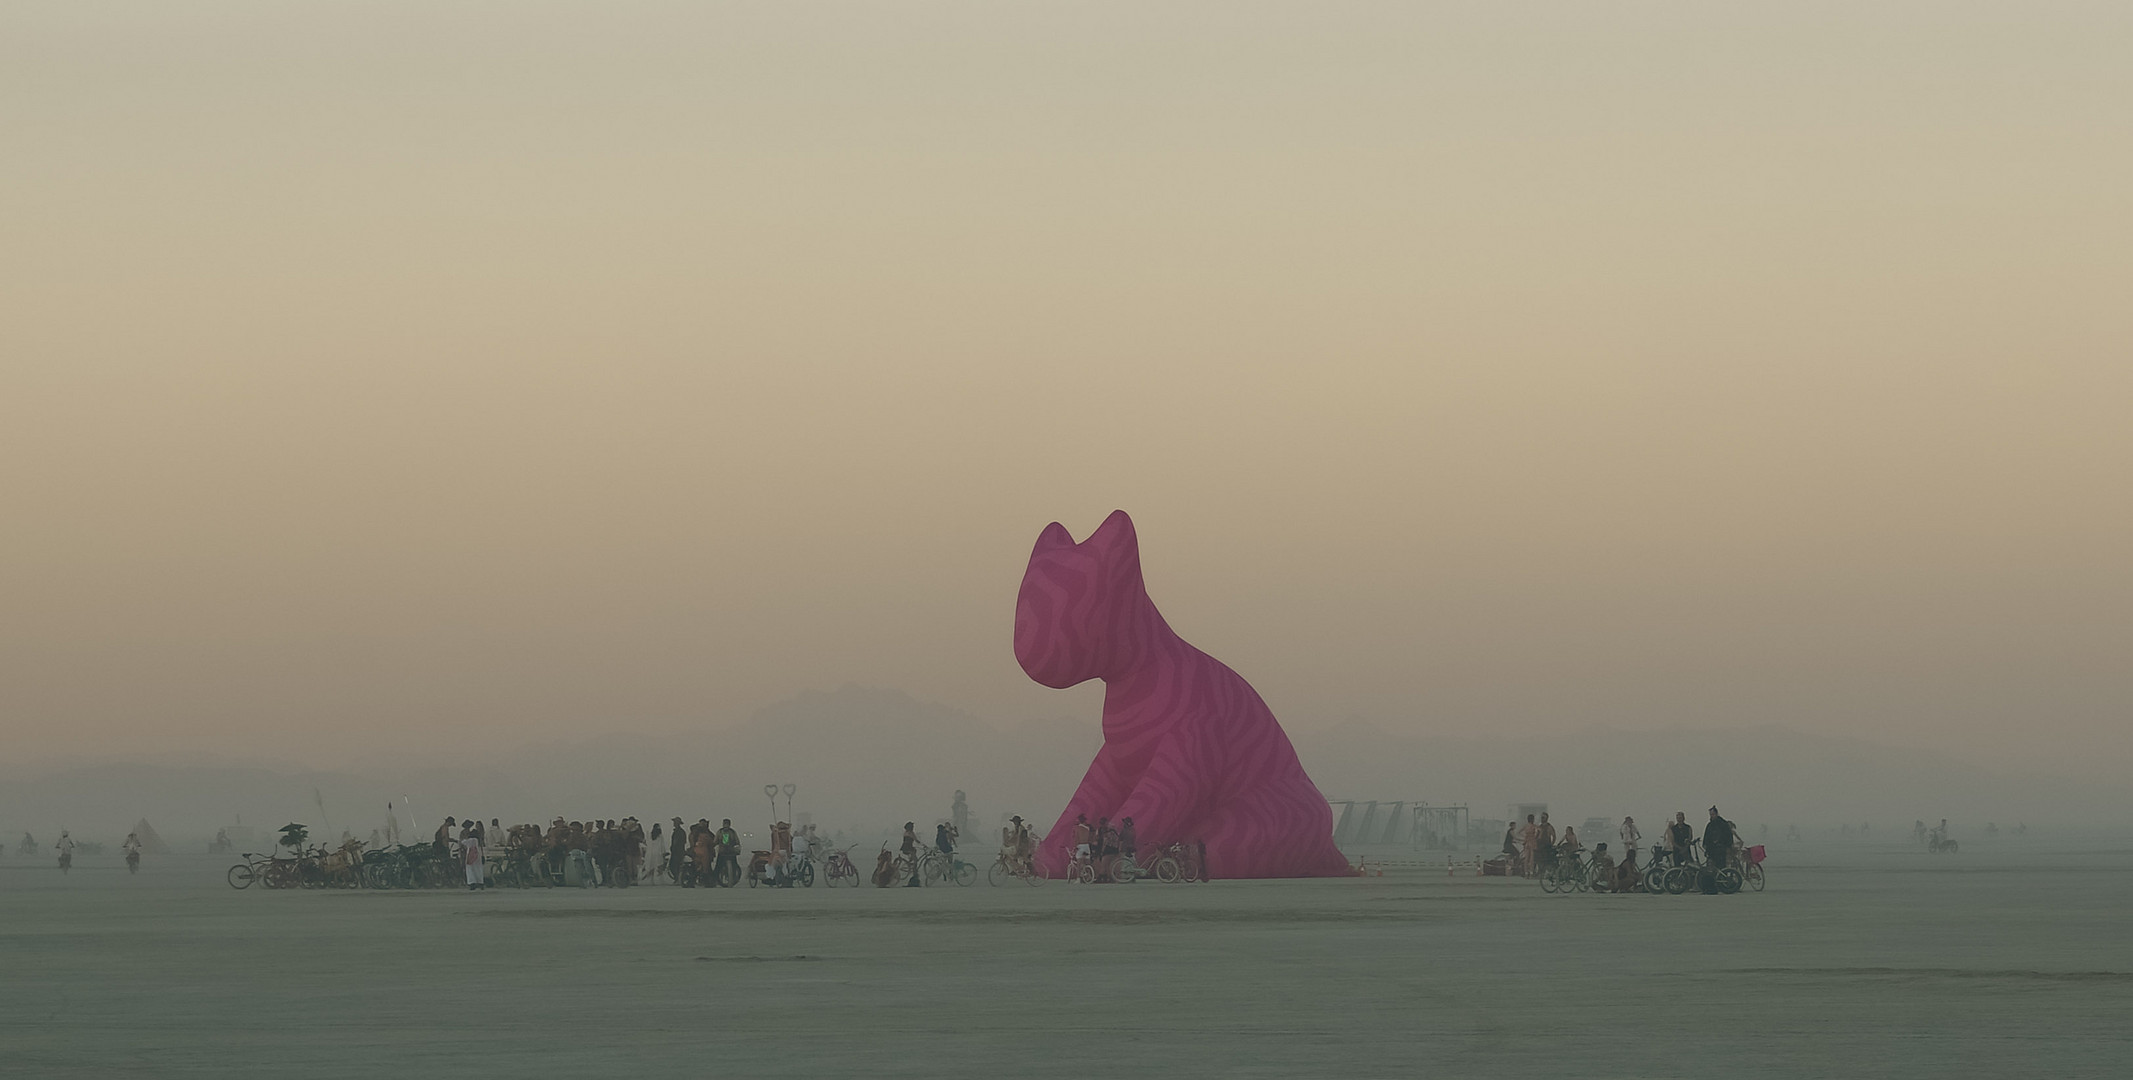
left=799, top=861, right=816, bottom=887
left=1540, top=867, right=1560, bottom=893
left=989, top=860, right=1010, bottom=887
left=1025, top=862, right=1048, bottom=887
left=227, top=863, right=256, bottom=890
left=1642, top=864, right=1667, bottom=894
left=1664, top=867, right=1692, bottom=895
left=1154, top=857, right=1181, bottom=884
left=1077, top=862, right=1096, bottom=884
left=1716, top=867, right=1743, bottom=894
left=953, top=860, right=975, bottom=887
left=1745, top=863, right=1765, bottom=892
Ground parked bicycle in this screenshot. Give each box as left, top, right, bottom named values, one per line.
left=920, top=843, right=977, bottom=887
left=821, top=846, right=862, bottom=887
left=1541, top=850, right=1590, bottom=894
left=988, top=848, right=1049, bottom=887
left=1115, top=843, right=1185, bottom=884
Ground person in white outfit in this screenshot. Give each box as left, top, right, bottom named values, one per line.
left=460, top=824, right=486, bottom=891
left=1619, top=816, right=1641, bottom=863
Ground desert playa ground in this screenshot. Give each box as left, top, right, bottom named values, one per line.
left=4, top=837, right=2128, bottom=1078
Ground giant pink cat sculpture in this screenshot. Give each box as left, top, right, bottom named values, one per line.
left=1015, top=510, right=1350, bottom=879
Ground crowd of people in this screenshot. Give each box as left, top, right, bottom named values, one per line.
left=1500, top=807, right=1745, bottom=892
left=411, top=813, right=900, bottom=890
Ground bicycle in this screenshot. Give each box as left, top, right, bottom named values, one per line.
left=1540, top=850, right=1588, bottom=894
left=920, top=844, right=977, bottom=887
left=1063, top=847, right=1093, bottom=884
left=1743, top=846, right=1766, bottom=892
left=1115, top=844, right=1184, bottom=885
left=228, top=853, right=272, bottom=890
left=988, top=849, right=1050, bottom=887
left=1640, top=850, right=1693, bottom=895
left=822, top=846, right=862, bottom=887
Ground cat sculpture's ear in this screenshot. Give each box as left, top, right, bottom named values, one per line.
left=1031, top=521, right=1075, bottom=557
left=1086, top=509, right=1138, bottom=557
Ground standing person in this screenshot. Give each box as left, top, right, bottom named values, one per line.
left=1071, top=814, right=1092, bottom=870
left=55, top=830, right=76, bottom=873
left=688, top=821, right=713, bottom=887
left=769, top=821, right=794, bottom=886
left=901, top=822, right=922, bottom=887
left=1501, top=822, right=1520, bottom=873
left=933, top=821, right=956, bottom=881
left=646, top=822, right=664, bottom=883
left=1118, top=817, right=1138, bottom=871
left=1669, top=813, right=1694, bottom=867
left=122, top=832, right=143, bottom=874
left=1620, top=817, right=1641, bottom=865
left=1519, top=815, right=1539, bottom=877
left=1536, top=814, right=1558, bottom=873
left=715, top=819, right=741, bottom=887
left=1703, top=808, right=1735, bottom=870
left=668, top=818, right=689, bottom=884
left=460, top=823, right=486, bottom=890
left=626, top=818, right=646, bottom=885
left=1095, top=817, right=1120, bottom=881
left=434, top=816, right=457, bottom=863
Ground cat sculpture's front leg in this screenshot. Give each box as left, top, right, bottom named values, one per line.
left=1109, top=730, right=1216, bottom=854
left=1038, top=742, right=1139, bottom=874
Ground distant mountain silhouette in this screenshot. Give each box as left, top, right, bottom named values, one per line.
left=1288, top=719, right=2113, bottom=832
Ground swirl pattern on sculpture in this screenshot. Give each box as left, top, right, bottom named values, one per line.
left=1015, top=510, right=1350, bottom=879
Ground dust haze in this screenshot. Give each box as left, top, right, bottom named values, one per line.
left=4, top=2, right=2131, bottom=836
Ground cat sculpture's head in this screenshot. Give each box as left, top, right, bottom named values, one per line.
left=1014, top=510, right=1152, bottom=688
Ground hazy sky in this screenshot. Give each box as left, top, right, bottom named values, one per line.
left=4, top=3, right=2129, bottom=781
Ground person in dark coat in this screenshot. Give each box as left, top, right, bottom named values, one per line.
left=1703, top=807, right=1736, bottom=869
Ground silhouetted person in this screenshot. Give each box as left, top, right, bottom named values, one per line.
left=1669, top=813, right=1694, bottom=866
left=901, top=822, right=921, bottom=887
left=1703, top=807, right=1735, bottom=869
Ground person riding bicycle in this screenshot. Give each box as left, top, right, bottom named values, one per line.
left=122, top=831, right=143, bottom=873
left=55, top=830, right=76, bottom=873
left=1009, top=815, right=1034, bottom=870
left=935, top=821, right=956, bottom=860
